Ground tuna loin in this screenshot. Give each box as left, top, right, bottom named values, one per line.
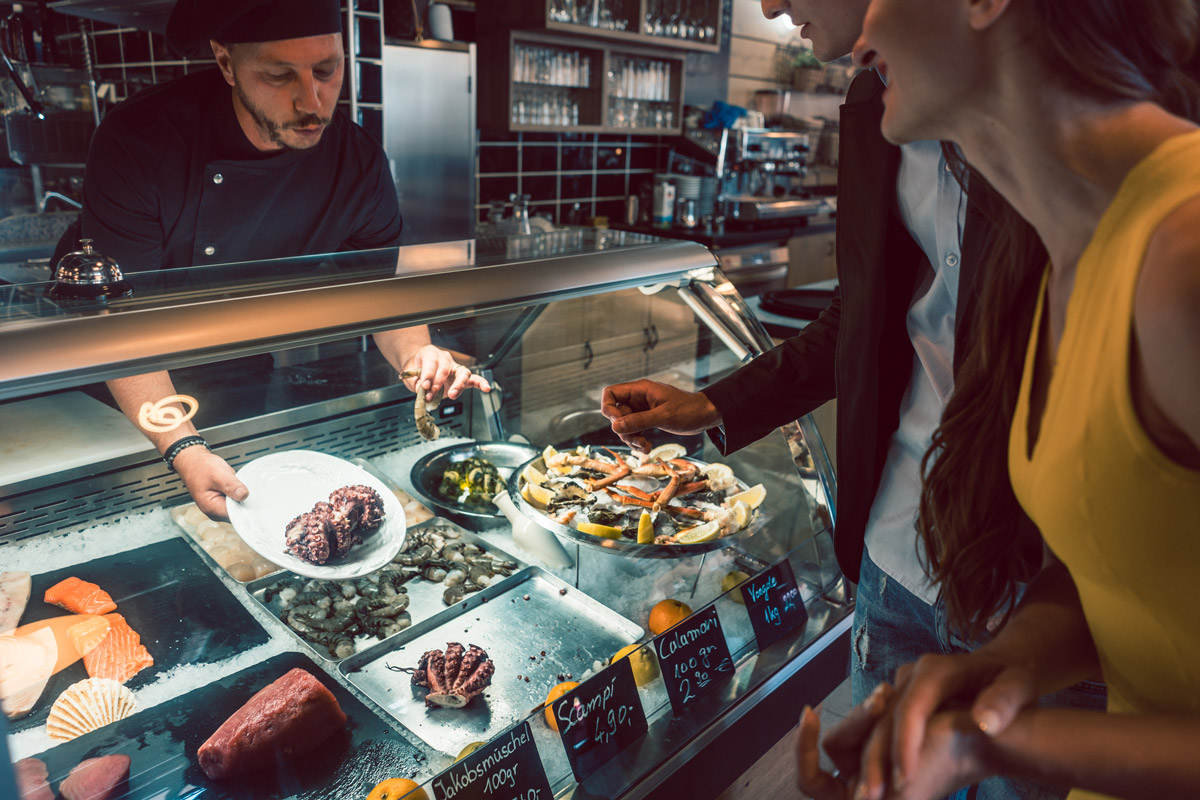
left=198, top=667, right=347, bottom=779
left=59, top=755, right=131, bottom=800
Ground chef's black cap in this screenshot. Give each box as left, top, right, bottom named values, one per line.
left=167, top=0, right=343, bottom=57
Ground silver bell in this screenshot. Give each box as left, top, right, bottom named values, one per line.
left=46, top=238, right=133, bottom=300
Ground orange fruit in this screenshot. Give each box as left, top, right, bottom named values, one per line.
left=648, top=599, right=693, bottom=635
left=543, top=680, right=580, bottom=731
left=366, top=778, right=427, bottom=800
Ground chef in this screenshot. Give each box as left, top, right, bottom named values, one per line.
left=54, top=0, right=487, bottom=519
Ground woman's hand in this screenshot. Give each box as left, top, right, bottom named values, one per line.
left=399, top=344, right=490, bottom=402
left=173, top=446, right=248, bottom=521
left=796, top=684, right=894, bottom=800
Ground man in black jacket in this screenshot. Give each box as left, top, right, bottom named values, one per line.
left=600, top=2, right=1101, bottom=795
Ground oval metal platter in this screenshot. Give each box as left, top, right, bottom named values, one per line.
left=508, top=446, right=760, bottom=559
left=411, top=441, right=540, bottom=522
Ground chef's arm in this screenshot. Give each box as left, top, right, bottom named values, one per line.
left=107, top=372, right=248, bottom=520
left=372, top=325, right=490, bottom=401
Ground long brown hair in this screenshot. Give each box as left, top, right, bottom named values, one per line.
left=918, top=0, right=1200, bottom=639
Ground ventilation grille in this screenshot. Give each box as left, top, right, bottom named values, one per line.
left=0, top=398, right=467, bottom=548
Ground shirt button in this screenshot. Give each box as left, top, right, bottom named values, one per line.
left=204, top=245, right=216, bottom=256
left=212, top=173, right=224, bottom=184
left=946, top=253, right=959, bottom=267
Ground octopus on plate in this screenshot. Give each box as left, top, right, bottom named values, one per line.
left=284, top=485, right=385, bottom=565
left=411, top=642, right=494, bottom=708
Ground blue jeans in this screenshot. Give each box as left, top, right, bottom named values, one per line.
left=851, top=550, right=1107, bottom=800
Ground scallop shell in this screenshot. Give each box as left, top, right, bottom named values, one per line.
left=46, top=678, right=136, bottom=742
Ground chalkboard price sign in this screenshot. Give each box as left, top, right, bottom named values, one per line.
left=553, top=656, right=649, bottom=782
left=430, top=720, right=552, bottom=800
left=740, top=559, right=809, bottom=650
left=653, top=604, right=735, bottom=714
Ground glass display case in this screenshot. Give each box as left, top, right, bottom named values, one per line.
left=0, top=229, right=851, bottom=800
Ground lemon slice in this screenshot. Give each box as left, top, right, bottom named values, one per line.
left=542, top=445, right=558, bottom=464
left=522, top=463, right=548, bottom=486
left=521, top=481, right=555, bottom=508
left=730, top=499, right=751, bottom=530
left=675, top=520, right=720, bottom=544
left=727, top=483, right=766, bottom=509
left=637, top=510, right=655, bottom=544
left=647, top=442, right=687, bottom=462
left=702, top=462, right=733, bottom=481
left=578, top=521, right=623, bottom=539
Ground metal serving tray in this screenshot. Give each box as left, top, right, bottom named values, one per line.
left=246, top=517, right=526, bottom=662
left=339, top=566, right=643, bottom=756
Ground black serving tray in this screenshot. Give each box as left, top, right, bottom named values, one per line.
left=30, top=652, right=427, bottom=800
left=11, top=537, right=270, bottom=733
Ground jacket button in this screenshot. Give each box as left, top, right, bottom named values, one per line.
left=204, top=245, right=216, bottom=256
left=213, top=173, right=224, bottom=184
left=945, top=253, right=959, bottom=267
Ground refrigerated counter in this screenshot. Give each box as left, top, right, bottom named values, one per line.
left=0, top=229, right=850, bottom=800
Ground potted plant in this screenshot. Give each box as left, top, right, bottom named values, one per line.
left=791, top=50, right=824, bottom=93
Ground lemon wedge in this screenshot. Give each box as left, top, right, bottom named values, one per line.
left=702, top=462, right=733, bottom=481
left=722, top=570, right=750, bottom=604
left=647, top=442, right=687, bottom=462
left=542, top=444, right=558, bottom=464
left=637, top=510, right=655, bottom=544
left=521, top=481, right=555, bottom=508
left=727, top=483, right=766, bottom=509
left=730, top=499, right=752, bottom=530
left=522, top=463, right=548, bottom=486
left=675, top=519, right=720, bottom=544
left=578, top=521, right=623, bottom=539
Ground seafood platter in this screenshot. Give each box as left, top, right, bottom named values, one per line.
left=20, top=652, right=426, bottom=800
left=248, top=519, right=525, bottom=661
left=409, top=441, right=539, bottom=524
left=509, top=443, right=768, bottom=558
left=340, top=565, right=643, bottom=756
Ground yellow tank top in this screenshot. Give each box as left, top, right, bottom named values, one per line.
left=1009, top=130, right=1200, bottom=798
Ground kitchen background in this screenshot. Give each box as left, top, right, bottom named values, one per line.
left=1, top=0, right=846, bottom=281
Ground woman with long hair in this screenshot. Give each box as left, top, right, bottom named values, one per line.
left=794, top=1, right=1200, bottom=798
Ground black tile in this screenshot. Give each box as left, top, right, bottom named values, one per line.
left=630, top=145, right=664, bottom=169
left=596, top=173, right=627, bottom=198
left=521, top=132, right=560, bottom=143
left=121, top=30, right=151, bottom=62
left=92, top=31, right=122, bottom=66
left=480, top=175, right=520, bottom=204
left=562, top=146, right=594, bottom=171
left=522, top=174, right=558, bottom=201
left=560, top=174, right=593, bottom=199
left=479, top=129, right=520, bottom=143
left=597, top=146, right=626, bottom=170
left=598, top=133, right=630, bottom=143
left=595, top=199, right=625, bottom=221
left=562, top=132, right=594, bottom=143
left=521, top=145, right=558, bottom=172
left=478, top=146, right=518, bottom=174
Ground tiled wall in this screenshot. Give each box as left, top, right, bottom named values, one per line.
left=476, top=131, right=670, bottom=225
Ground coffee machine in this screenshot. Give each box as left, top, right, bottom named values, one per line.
left=717, top=128, right=827, bottom=222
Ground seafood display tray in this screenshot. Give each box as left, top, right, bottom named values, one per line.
left=410, top=441, right=539, bottom=526
left=246, top=518, right=526, bottom=663
left=28, top=652, right=427, bottom=800
left=340, top=566, right=644, bottom=756
left=10, top=538, right=271, bottom=734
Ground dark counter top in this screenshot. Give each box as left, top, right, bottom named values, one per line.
left=610, top=216, right=836, bottom=250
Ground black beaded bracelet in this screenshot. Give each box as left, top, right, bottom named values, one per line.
left=163, top=435, right=209, bottom=472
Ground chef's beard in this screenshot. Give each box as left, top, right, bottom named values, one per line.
left=235, top=83, right=331, bottom=151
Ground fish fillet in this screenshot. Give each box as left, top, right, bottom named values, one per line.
left=0, top=628, right=57, bottom=718
left=83, top=614, right=153, bottom=684
left=0, top=571, right=31, bottom=634
left=44, top=577, right=117, bottom=615
left=59, top=755, right=131, bottom=800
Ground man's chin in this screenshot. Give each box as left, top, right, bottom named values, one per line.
left=277, top=127, right=327, bottom=150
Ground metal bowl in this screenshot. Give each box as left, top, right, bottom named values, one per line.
left=508, top=446, right=757, bottom=559
left=410, top=441, right=539, bottom=525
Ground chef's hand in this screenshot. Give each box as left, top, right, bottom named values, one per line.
left=172, top=445, right=248, bottom=522
left=600, top=380, right=721, bottom=453
left=399, top=344, right=491, bottom=402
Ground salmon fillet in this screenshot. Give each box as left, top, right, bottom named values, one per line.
left=82, top=614, right=153, bottom=684
left=67, top=617, right=111, bottom=659
left=44, top=578, right=117, bottom=615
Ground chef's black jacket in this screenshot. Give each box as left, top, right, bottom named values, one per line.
left=56, top=68, right=401, bottom=270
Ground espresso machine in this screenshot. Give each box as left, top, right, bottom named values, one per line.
left=716, top=128, right=827, bottom=222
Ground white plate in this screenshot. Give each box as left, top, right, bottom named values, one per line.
left=227, top=451, right=407, bottom=579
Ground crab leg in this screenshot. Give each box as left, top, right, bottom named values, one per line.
left=587, top=454, right=632, bottom=490
left=672, top=480, right=709, bottom=499
left=605, top=489, right=707, bottom=518
left=615, top=485, right=656, bottom=502
left=653, top=461, right=683, bottom=512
